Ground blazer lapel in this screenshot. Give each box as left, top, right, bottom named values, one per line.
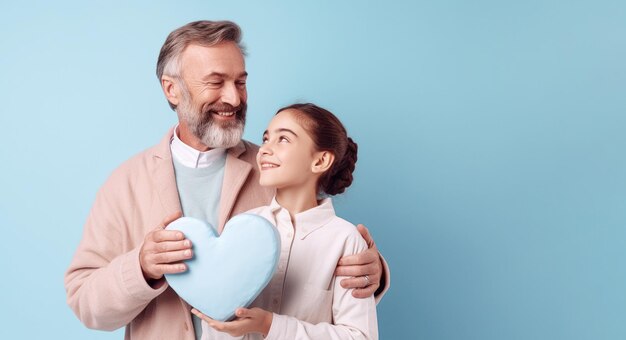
left=151, top=128, right=183, bottom=218
left=217, top=141, right=251, bottom=234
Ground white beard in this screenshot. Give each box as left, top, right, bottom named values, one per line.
left=176, top=88, right=245, bottom=149
left=194, top=119, right=244, bottom=149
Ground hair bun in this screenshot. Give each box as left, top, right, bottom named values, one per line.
left=324, top=137, right=358, bottom=195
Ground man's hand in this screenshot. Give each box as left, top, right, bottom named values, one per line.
left=192, top=307, right=273, bottom=337
left=335, top=224, right=383, bottom=298
left=139, top=211, right=193, bottom=283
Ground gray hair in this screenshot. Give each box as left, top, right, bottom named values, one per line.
left=156, top=20, right=246, bottom=110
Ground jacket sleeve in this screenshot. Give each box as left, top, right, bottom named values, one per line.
left=264, top=235, right=378, bottom=340
left=374, top=253, right=391, bottom=304
left=64, top=175, right=167, bottom=331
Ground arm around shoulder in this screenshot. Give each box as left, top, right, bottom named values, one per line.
left=336, top=224, right=390, bottom=303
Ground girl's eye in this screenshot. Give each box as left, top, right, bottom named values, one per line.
left=261, top=137, right=268, bottom=144
left=279, top=136, right=289, bottom=143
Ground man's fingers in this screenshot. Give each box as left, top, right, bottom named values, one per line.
left=338, top=247, right=379, bottom=266
left=152, top=229, right=186, bottom=243
left=339, top=275, right=379, bottom=289
left=351, top=284, right=379, bottom=299
left=336, top=262, right=379, bottom=277
left=340, top=270, right=381, bottom=287
left=356, top=224, right=376, bottom=248
left=140, top=230, right=192, bottom=280
left=141, top=261, right=187, bottom=280
left=152, top=248, right=193, bottom=264
left=155, top=239, right=192, bottom=253
left=153, top=262, right=187, bottom=275
left=338, top=276, right=370, bottom=289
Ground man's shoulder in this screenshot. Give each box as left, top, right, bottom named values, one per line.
left=236, top=139, right=260, bottom=164
left=104, top=131, right=172, bottom=185
left=242, top=139, right=260, bottom=148
left=116, top=142, right=164, bottom=174
left=241, top=139, right=260, bottom=153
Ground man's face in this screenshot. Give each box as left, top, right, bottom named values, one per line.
left=175, top=42, right=248, bottom=149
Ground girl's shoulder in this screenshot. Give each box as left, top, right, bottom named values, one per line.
left=326, top=215, right=358, bottom=234
left=326, top=215, right=368, bottom=253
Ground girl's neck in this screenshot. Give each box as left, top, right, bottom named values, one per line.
left=275, top=186, right=319, bottom=223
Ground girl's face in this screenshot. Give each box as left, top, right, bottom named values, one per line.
left=257, top=110, right=321, bottom=190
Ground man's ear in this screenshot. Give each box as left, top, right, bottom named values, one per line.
left=312, top=151, right=335, bottom=174
left=161, top=75, right=180, bottom=107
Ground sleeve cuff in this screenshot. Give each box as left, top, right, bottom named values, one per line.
left=264, top=313, right=286, bottom=340
left=119, top=246, right=168, bottom=301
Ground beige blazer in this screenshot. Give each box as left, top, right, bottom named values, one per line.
left=65, top=128, right=273, bottom=339
left=64, top=127, right=389, bottom=339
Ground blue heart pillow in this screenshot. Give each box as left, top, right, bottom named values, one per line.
left=165, top=214, right=280, bottom=321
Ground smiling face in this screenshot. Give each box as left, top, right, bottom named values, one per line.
left=165, top=42, right=248, bottom=149
left=257, top=110, right=325, bottom=191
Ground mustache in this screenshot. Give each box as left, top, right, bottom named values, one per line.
left=202, top=102, right=247, bottom=116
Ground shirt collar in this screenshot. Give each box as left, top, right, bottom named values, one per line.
left=269, top=196, right=337, bottom=239
left=170, top=124, right=226, bottom=168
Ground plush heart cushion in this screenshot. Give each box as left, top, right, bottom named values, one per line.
left=165, top=214, right=280, bottom=321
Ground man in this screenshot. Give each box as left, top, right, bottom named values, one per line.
left=65, top=20, right=389, bottom=339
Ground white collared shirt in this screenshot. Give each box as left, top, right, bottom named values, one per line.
left=201, top=197, right=378, bottom=339
left=170, top=125, right=226, bottom=168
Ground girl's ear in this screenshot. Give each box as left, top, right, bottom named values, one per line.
left=311, top=151, right=335, bottom=174
left=161, top=75, right=180, bottom=107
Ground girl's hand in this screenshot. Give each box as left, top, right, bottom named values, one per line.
left=191, top=307, right=273, bottom=337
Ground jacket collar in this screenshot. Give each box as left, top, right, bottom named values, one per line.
left=151, top=126, right=252, bottom=233
left=217, top=141, right=251, bottom=233
left=151, top=127, right=183, bottom=218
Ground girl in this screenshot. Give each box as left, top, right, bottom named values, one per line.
left=193, top=103, right=378, bottom=339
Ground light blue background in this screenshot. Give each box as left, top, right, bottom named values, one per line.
left=1, top=1, right=625, bottom=339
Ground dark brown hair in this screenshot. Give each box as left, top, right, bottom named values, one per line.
left=276, top=103, right=358, bottom=196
